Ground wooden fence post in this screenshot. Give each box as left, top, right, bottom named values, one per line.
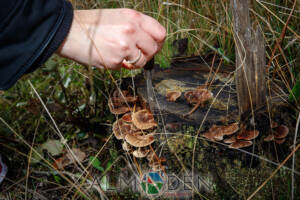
left=231, top=0, right=266, bottom=117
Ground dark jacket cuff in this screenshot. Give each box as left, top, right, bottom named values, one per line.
left=0, top=0, right=74, bottom=90
left=27, top=1, right=74, bottom=73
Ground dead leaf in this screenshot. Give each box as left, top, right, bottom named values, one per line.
left=54, top=148, right=86, bottom=170
left=30, top=139, right=64, bottom=164
left=41, top=139, right=64, bottom=156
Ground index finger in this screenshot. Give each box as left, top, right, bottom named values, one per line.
left=139, top=14, right=166, bottom=43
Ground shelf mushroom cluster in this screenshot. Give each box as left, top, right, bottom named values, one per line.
left=112, top=109, right=156, bottom=154
left=165, top=87, right=213, bottom=104
left=202, top=122, right=261, bottom=149
left=109, top=90, right=165, bottom=171
left=165, top=87, right=214, bottom=116
left=108, top=90, right=138, bottom=115
left=264, top=124, right=289, bottom=144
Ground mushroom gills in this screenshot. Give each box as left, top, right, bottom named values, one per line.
left=125, top=132, right=155, bottom=147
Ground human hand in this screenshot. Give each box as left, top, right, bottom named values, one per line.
left=56, top=8, right=166, bottom=70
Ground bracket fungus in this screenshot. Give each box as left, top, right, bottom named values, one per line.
left=166, top=91, right=181, bottom=102
left=263, top=134, right=274, bottom=142
left=223, top=136, right=237, bottom=144
left=275, top=138, right=286, bottom=144
left=264, top=124, right=289, bottom=144
left=125, top=132, right=155, bottom=147
left=108, top=90, right=138, bottom=115
left=112, top=90, right=138, bottom=103
left=229, top=140, right=253, bottom=149
left=274, top=125, right=289, bottom=139
left=237, top=129, right=259, bottom=140
left=121, top=113, right=132, bottom=123
left=108, top=98, right=131, bottom=115
left=217, top=122, right=239, bottom=135
left=203, top=122, right=239, bottom=141
left=112, top=119, right=134, bottom=140
left=132, top=109, right=157, bottom=130
left=109, top=89, right=160, bottom=169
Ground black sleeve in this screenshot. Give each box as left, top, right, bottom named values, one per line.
left=0, top=0, right=74, bottom=90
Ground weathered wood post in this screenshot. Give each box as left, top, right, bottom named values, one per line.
left=231, top=0, right=267, bottom=117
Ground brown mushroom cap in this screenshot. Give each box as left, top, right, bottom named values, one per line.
left=223, top=136, right=237, bottom=144
left=214, top=122, right=239, bottom=136
left=110, top=97, right=137, bottom=104
left=229, top=140, right=253, bottom=149
left=122, top=113, right=132, bottom=123
left=275, top=138, right=286, bottom=144
left=132, top=148, right=150, bottom=158
left=112, top=119, right=133, bottom=140
left=132, top=109, right=157, bottom=130
left=264, top=134, right=274, bottom=142
left=237, top=129, right=259, bottom=140
left=184, top=89, right=213, bottom=104
left=166, top=91, right=181, bottom=102
left=125, top=132, right=155, bottom=147
left=274, top=125, right=289, bottom=139
left=203, top=131, right=217, bottom=141
left=108, top=90, right=138, bottom=115
left=112, top=90, right=138, bottom=103
left=108, top=98, right=131, bottom=115
left=202, top=123, right=239, bottom=141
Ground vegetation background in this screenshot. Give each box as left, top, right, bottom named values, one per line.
left=0, top=0, right=299, bottom=199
